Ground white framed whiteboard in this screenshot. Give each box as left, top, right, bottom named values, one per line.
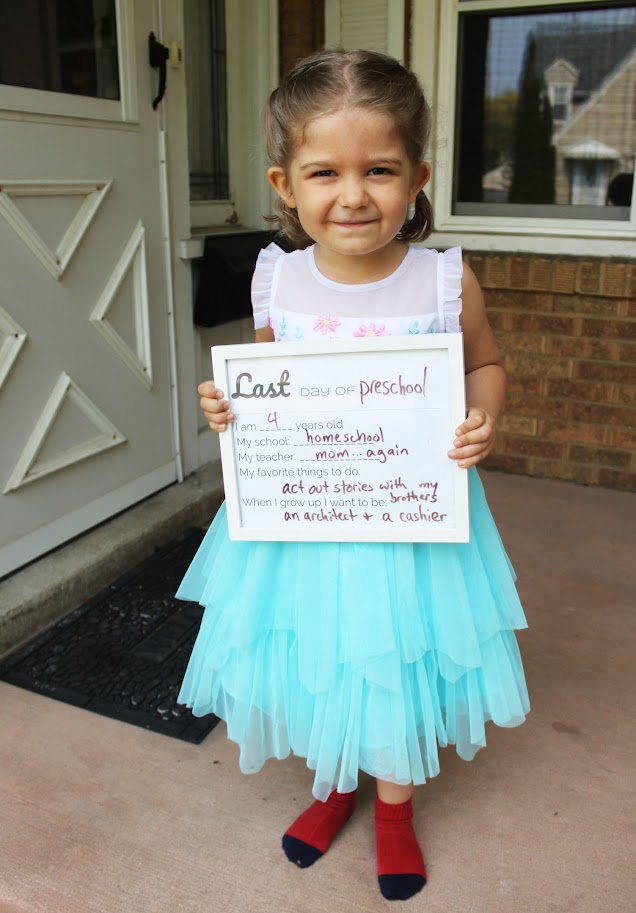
left=212, top=334, right=469, bottom=542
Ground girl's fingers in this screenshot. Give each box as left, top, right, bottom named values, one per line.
left=204, top=405, right=235, bottom=431
left=448, top=440, right=493, bottom=466
left=198, top=381, right=223, bottom=398
left=449, top=409, right=496, bottom=466
left=198, top=383, right=235, bottom=432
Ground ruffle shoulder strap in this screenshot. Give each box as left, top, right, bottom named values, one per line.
left=440, top=246, right=463, bottom=333
left=251, top=242, right=286, bottom=330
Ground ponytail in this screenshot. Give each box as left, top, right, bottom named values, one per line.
left=398, top=190, right=433, bottom=243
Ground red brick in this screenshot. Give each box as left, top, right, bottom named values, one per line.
left=613, top=385, right=636, bottom=405
left=569, top=444, right=632, bottom=470
left=505, top=353, right=573, bottom=379
left=618, top=341, right=636, bottom=363
left=510, top=313, right=582, bottom=335
left=497, top=334, right=547, bottom=354
left=626, top=263, right=636, bottom=298
left=602, top=263, right=627, bottom=297
left=486, top=257, right=512, bottom=288
left=580, top=318, right=636, bottom=340
left=570, top=402, right=636, bottom=426
left=574, top=361, right=636, bottom=385
left=529, top=458, right=601, bottom=486
left=507, top=393, right=569, bottom=418
left=609, top=428, right=636, bottom=449
left=510, top=257, right=531, bottom=289
left=578, top=262, right=602, bottom=294
left=466, top=255, right=487, bottom=286
left=485, top=453, right=531, bottom=475
left=598, top=468, right=636, bottom=492
left=546, top=379, right=615, bottom=404
left=498, top=415, right=538, bottom=435
left=553, top=261, right=577, bottom=293
left=500, top=434, right=565, bottom=459
left=538, top=419, right=608, bottom=444
left=546, top=337, right=621, bottom=360
left=553, top=295, right=624, bottom=318
left=485, top=289, right=553, bottom=311
left=489, top=312, right=513, bottom=331
left=529, top=258, right=554, bottom=291
left=506, top=377, right=544, bottom=395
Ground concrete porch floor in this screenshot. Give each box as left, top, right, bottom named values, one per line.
left=0, top=469, right=634, bottom=913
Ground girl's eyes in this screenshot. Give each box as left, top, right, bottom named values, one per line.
left=310, top=167, right=393, bottom=178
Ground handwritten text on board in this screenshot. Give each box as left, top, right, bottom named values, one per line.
left=214, top=336, right=468, bottom=543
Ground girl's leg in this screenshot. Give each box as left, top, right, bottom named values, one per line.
left=282, top=789, right=357, bottom=868
left=375, top=779, right=427, bottom=901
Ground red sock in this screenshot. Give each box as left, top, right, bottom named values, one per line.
left=282, top=790, right=356, bottom=868
left=375, top=796, right=427, bottom=900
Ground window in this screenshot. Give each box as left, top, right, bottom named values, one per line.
left=453, top=2, right=635, bottom=221
left=410, top=0, right=636, bottom=250
left=184, top=0, right=230, bottom=202
left=0, top=0, right=119, bottom=100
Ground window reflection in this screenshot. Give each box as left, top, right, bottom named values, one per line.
left=0, top=0, right=119, bottom=100
left=184, top=0, right=230, bottom=201
left=455, top=5, right=635, bottom=218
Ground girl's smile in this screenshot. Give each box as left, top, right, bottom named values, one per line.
left=268, top=108, right=430, bottom=282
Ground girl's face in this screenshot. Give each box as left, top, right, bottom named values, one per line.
left=268, top=108, right=430, bottom=275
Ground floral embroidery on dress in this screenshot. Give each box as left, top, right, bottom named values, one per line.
left=428, top=326, right=437, bottom=334
left=294, top=325, right=304, bottom=340
left=313, top=315, right=341, bottom=335
left=408, top=321, right=420, bottom=335
left=353, top=322, right=390, bottom=338
left=278, top=315, right=287, bottom=338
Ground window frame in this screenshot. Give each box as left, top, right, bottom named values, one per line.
left=0, top=0, right=138, bottom=124
left=411, top=0, right=636, bottom=255
left=186, top=0, right=279, bottom=233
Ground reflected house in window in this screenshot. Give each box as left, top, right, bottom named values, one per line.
left=535, top=22, right=635, bottom=207
left=548, top=47, right=636, bottom=206
left=456, top=7, right=635, bottom=216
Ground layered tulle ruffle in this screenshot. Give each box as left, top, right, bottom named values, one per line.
left=177, top=468, right=529, bottom=800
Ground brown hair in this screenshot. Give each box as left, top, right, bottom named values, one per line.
left=264, top=48, right=433, bottom=247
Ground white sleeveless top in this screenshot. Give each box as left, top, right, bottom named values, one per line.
left=251, top=243, right=463, bottom=341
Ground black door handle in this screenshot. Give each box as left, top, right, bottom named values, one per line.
left=148, top=32, right=169, bottom=109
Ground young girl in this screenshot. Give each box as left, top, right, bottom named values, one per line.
left=178, top=49, right=529, bottom=902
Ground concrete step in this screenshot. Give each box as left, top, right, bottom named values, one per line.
left=0, top=462, right=223, bottom=658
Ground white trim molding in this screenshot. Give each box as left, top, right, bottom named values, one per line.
left=0, top=180, right=111, bottom=280
left=0, top=307, right=27, bottom=392
left=90, top=221, right=153, bottom=390
left=3, top=372, right=127, bottom=494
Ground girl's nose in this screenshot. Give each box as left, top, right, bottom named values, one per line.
left=339, top=177, right=368, bottom=208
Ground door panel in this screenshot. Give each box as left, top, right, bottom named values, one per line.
left=0, top=1, right=177, bottom=576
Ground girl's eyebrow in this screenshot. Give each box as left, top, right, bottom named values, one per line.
left=299, top=157, right=405, bottom=171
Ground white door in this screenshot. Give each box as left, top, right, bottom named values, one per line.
left=0, top=0, right=178, bottom=577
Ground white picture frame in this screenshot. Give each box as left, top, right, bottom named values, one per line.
left=213, top=334, right=469, bottom=542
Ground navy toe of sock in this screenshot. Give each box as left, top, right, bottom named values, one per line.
left=378, top=873, right=427, bottom=901
left=282, top=834, right=323, bottom=868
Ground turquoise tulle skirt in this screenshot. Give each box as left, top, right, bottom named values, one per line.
left=177, top=468, right=529, bottom=800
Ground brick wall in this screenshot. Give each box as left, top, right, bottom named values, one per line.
left=464, top=252, right=636, bottom=491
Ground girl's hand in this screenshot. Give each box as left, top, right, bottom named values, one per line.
left=198, top=381, right=235, bottom=432
left=448, top=407, right=496, bottom=468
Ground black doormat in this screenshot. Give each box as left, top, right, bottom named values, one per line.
left=0, top=528, right=219, bottom=744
